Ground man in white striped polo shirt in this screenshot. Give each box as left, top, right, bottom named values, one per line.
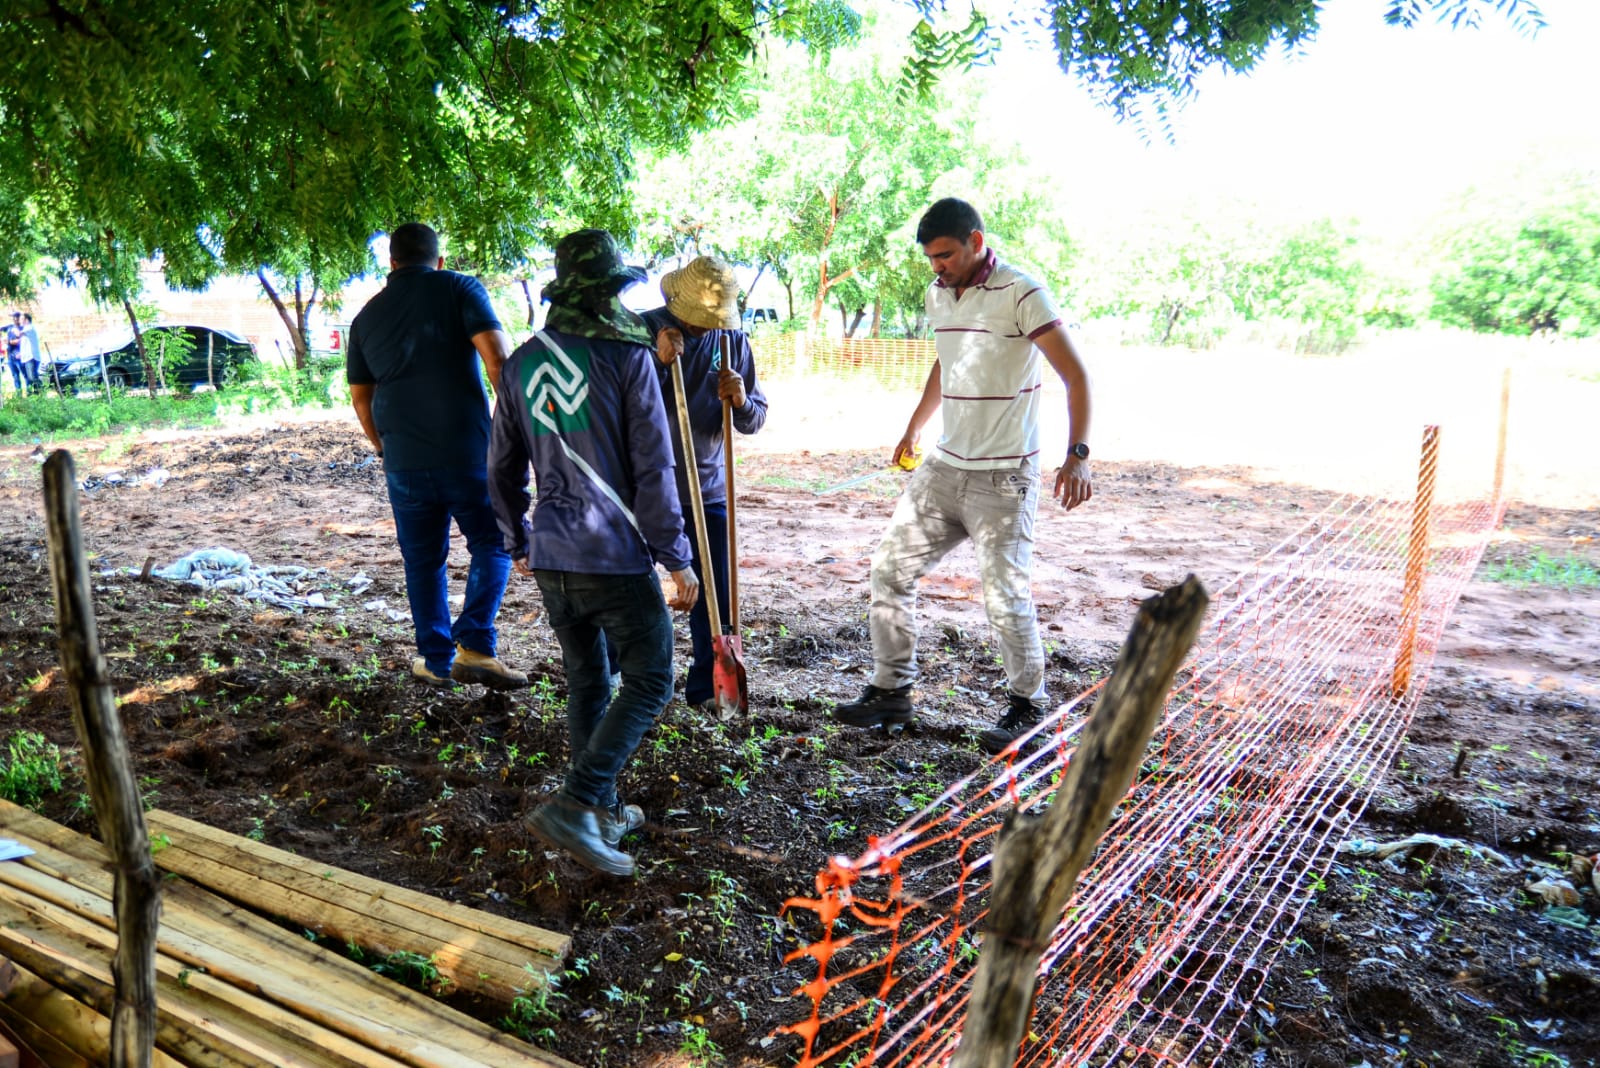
left=833, top=197, right=1094, bottom=754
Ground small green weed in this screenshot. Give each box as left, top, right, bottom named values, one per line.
left=0, top=730, right=65, bottom=806
left=368, top=949, right=452, bottom=995
left=1484, top=548, right=1600, bottom=590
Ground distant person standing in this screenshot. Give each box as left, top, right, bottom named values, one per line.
left=19, top=313, right=42, bottom=393
left=346, top=222, right=528, bottom=691
left=833, top=197, right=1094, bottom=754
left=4, top=312, right=24, bottom=394
left=488, top=229, right=698, bottom=876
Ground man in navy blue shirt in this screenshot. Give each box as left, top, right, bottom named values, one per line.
left=640, top=256, right=767, bottom=711
left=489, top=229, right=699, bottom=877
left=347, top=222, right=527, bottom=691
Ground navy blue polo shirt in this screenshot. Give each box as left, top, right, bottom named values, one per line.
left=346, top=265, right=502, bottom=472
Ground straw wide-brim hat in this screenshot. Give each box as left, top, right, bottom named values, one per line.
left=661, top=257, right=740, bottom=331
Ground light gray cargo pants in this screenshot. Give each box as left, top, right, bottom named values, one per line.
left=868, top=456, right=1047, bottom=702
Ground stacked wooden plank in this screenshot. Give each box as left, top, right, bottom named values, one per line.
left=0, top=801, right=576, bottom=1068
left=143, top=810, right=568, bottom=1006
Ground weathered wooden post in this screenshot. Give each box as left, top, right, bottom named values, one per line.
left=1391, top=425, right=1440, bottom=698
left=951, top=576, right=1209, bottom=1068
left=41, top=449, right=161, bottom=1068
left=1492, top=367, right=1511, bottom=512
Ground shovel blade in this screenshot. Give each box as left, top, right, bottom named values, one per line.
left=711, top=634, right=749, bottom=719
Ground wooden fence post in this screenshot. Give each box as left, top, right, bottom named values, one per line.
left=1391, top=425, right=1440, bottom=698
left=1492, top=367, right=1511, bottom=513
left=41, top=449, right=161, bottom=1068
left=950, top=576, right=1209, bottom=1068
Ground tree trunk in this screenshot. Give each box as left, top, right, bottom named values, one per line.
left=291, top=278, right=318, bottom=371
left=743, top=264, right=767, bottom=317
left=521, top=279, right=536, bottom=330
left=42, top=451, right=163, bottom=1068
left=257, top=270, right=306, bottom=370
left=950, top=577, right=1210, bottom=1068
left=1159, top=301, right=1184, bottom=345
left=119, top=298, right=155, bottom=396
left=870, top=297, right=882, bottom=339
left=809, top=185, right=856, bottom=329
left=783, top=279, right=795, bottom=322
left=845, top=306, right=866, bottom=339
left=812, top=265, right=830, bottom=328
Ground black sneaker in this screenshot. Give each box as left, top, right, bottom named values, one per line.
left=978, top=693, right=1045, bottom=754
left=832, top=684, right=914, bottom=728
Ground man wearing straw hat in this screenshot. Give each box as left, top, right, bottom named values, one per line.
left=640, top=255, right=768, bottom=712
left=833, top=197, right=1094, bottom=754
left=489, top=228, right=699, bottom=876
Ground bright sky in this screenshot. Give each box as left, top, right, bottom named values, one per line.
left=980, top=0, right=1600, bottom=232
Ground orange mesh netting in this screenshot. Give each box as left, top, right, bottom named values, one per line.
left=756, top=334, right=935, bottom=392
left=777, top=424, right=1504, bottom=1067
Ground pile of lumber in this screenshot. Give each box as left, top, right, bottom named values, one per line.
left=0, top=800, right=576, bottom=1068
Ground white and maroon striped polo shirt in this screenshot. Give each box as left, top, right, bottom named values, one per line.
left=927, top=250, right=1063, bottom=470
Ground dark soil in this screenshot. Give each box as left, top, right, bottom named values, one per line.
left=0, top=418, right=1596, bottom=1067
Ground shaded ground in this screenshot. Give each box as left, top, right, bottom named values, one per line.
left=0, top=416, right=1596, bottom=1067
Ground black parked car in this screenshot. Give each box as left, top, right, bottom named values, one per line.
left=47, top=324, right=258, bottom=392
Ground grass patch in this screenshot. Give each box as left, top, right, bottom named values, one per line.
left=0, top=358, right=349, bottom=443
left=364, top=949, right=452, bottom=995
left=1482, top=548, right=1600, bottom=590
left=755, top=473, right=831, bottom=492
left=0, top=730, right=66, bottom=808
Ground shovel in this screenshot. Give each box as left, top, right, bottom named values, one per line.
left=668, top=347, right=745, bottom=720
left=719, top=335, right=750, bottom=715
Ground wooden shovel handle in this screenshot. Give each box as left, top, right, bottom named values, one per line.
left=670, top=356, right=719, bottom=635
left=721, top=335, right=738, bottom=635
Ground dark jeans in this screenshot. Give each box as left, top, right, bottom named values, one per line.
left=535, top=570, right=675, bottom=809
left=5, top=355, right=24, bottom=392
left=684, top=501, right=732, bottom=705
left=602, top=501, right=730, bottom=705
left=384, top=467, right=511, bottom=676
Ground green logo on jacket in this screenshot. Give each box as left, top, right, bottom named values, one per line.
left=521, top=335, right=592, bottom=436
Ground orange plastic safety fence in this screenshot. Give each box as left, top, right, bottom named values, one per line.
left=754, top=333, right=934, bottom=392
left=778, top=426, right=1503, bottom=1067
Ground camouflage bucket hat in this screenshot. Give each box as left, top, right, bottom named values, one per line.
left=542, top=229, right=647, bottom=304
left=541, top=228, right=653, bottom=346
left=661, top=256, right=740, bottom=331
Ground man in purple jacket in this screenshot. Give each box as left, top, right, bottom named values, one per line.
left=488, top=229, right=699, bottom=877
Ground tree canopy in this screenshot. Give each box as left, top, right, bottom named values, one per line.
left=1431, top=194, right=1600, bottom=338
left=0, top=0, right=1551, bottom=327
left=0, top=1, right=855, bottom=284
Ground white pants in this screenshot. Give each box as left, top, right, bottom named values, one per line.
left=868, top=456, right=1046, bottom=701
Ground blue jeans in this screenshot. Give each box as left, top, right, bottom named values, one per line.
left=535, top=570, right=674, bottom=809
left=5, top=355, right=23, bottom=392
left=385, top=467, right=511, bottom=676
left=602, top=501, right=729, bottom=705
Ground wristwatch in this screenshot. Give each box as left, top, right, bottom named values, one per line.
left=1069, top=442, right=1090, bottom=460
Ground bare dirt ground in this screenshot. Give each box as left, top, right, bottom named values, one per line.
left=1, top=346, right=1597, bottom=1067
